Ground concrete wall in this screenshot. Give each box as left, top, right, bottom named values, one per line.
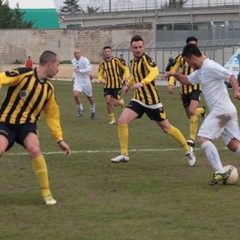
left=0, top=23, right=153, bottom=65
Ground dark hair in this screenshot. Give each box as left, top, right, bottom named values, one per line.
left=182, top=44, right=202, bottom=58
left=39, top=50, right=57, bottom=65
left=103, top=46, right=111, bottom=50
left=131, top=35, right=144, bottom=45
left=186, top=36, right=198, bottom=44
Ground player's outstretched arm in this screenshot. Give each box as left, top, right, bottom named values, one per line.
left=229, top=75, right=240, bottom=100
left=164, top=72, right=191, bottom=86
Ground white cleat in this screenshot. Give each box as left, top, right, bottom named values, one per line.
left=108, top=120, right=116, bottom=125
left=78, top=109, right=84, bottom=118
left=186, top=138, right=195, bottom=147
left=111, top=154, right=129, bottom=163
left=185, top=147, right=196, bottom=167
left=43, top=195, right=57, bottom=205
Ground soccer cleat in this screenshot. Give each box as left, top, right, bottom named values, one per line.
left=111, top=154, right=129, bottom=163
left=201, top=106, right=207, bottom=118
left=78, top=109, right=84, bottom=118
left=210, top=171, right=229, bottom=186
left=43, top=195, right=57, bottom=205
left=119, top=99, right=124, bottom=109
left=185, top=147, right=196, bottom=167
left=90, top=112, right=95, bottom=120
left=186, top=138, right=195, bottom=147
left=108, top=120, right=116, bottom=125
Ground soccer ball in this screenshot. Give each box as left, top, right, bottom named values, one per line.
left=223, top=165, right=239, bottom=185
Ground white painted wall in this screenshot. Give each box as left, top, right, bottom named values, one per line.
left=5, top=0, right=57, bottom=9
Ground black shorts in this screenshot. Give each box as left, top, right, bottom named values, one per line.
left=127, top=101, right=167, bottom=122
left=181, top=89, right=201, bottom=108
left=103, top=88, right=121, bottom=99
left=0, top=122, right=37, bottom=151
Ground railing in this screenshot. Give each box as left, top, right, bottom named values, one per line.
left=113, top=38, right=240, bottom=75
left=59, top=0, right=240, bottom=13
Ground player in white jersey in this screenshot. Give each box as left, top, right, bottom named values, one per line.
left=72, top=49, right=96, bottom=119
left=165, top=44, right=240, bottom=185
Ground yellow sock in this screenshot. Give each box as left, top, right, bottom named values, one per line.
left=119, top=98, right=124, bottom=108
left=196, top=107, right=204, bottom=116
left=32, top=155, right=52, bottom=197
left=118, top=123, right=128, bottom=156
left=189, top=115, right=198, bottom=141
left=109, top=113, right=115, bottom=122
left=167, top=125, right=190, bottom=153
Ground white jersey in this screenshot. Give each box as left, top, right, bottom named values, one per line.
left=188, top=58, right=240, bottom=144
left=187, top=58, right=236, bottom=114
left=71, top=56, right=92, bottom=86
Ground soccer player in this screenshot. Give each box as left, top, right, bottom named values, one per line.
left=167, top=36, right=206, bottom=147
left=0, top=50, right=71, bottom=205
left=165, top=44, right=240, bottom=185
left=110, top=35, right=196, bottom=166
left=98, top=46, right=130, bottom=124
left=119, top=53, right=126, bottom=80
left=72, top=49, right=96, bottom=119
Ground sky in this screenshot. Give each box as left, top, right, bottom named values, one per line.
left=5, top=0, right=56, bottom=9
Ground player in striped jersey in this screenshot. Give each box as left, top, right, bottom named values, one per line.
left=0, top=50, right=71, bottom=205
left=110, top=35, right=196, bottom=166
left=168, top=36, right=206, bottom=147
left=98, top=46, right=130, bottom=124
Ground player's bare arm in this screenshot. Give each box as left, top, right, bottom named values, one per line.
left=58, top=140, right=71, bottom=156
left=132, top=82, right=144, bottom=90
left=122, top=85, right=130, bottom=95
left=164, top=72, right=191, bottom=86
left=168, top=85, right=175, bottom=95
left=229, top=75, right=240, bottom=100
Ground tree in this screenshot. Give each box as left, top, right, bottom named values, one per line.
left=86, top=6, right=100, bottom=14
left=60, top=0, right=83, bottom=14
left=0, top=0, right=34, bottom=28
left=163, top=0, right=188, bottom=9
left=12, top=3, right=35, bottom=28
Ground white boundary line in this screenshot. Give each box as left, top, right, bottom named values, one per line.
left=5, top=147, right=228, bottom=156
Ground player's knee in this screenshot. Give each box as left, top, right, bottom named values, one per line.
left=188, top=109, right=196, bottom=117
left=113, top=102, right=118, bottom=107
left=0, top=149, right=5, bottom=158
left=161, top=124, right=171, bottom=133
left=105, top=98, right=111, bottom=104
left=196, top=136, right=206, bottom=146
left=73, top=93, right=79, bottom=99
left=26, top=144, right=41, bottom=158
left=227, top=139, right=240, bottom=152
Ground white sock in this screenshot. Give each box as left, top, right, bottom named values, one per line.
left=201, top=140, right=224, bottom=173
left=90, top=103, right=95, bottom=113
left=77, top=104, right=83, bottom=110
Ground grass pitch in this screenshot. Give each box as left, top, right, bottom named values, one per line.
left=0, top=81, right=240, bottom=240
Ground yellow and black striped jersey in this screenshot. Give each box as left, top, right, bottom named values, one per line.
left=98, top=57, right=130, bottom=88
left=127, top=54, right=160, bottom=105
left=168, top=54, right=201, bottom=95
left=0, top=67, right=63, bottom=142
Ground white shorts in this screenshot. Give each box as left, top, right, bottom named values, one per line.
left=198, top=110, right=240, bottom=145
left=73, top=81, right=93, bottom=97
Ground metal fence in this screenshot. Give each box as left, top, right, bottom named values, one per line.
left=76, top=0, right=240, bottom=12
left=156, top=21, right=240, bottom=42
left=113, top=38, right=240, bottom=76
